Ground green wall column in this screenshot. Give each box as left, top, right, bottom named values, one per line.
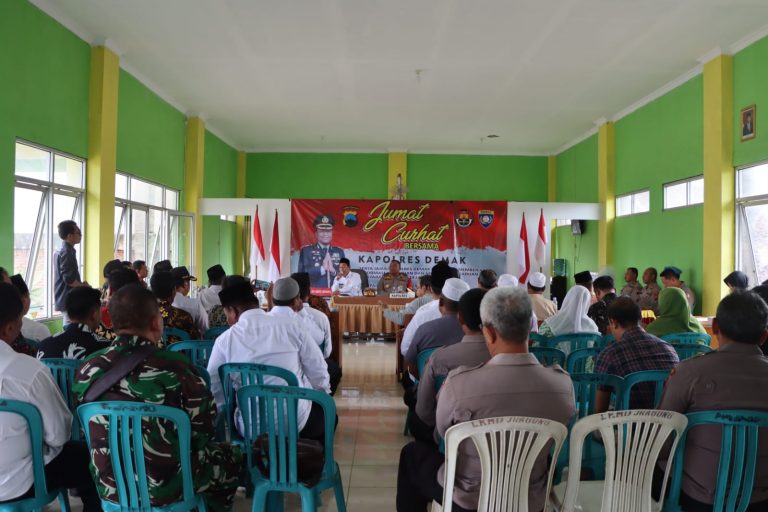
left=85, top=46, right=119, bottom=285
left=597, top=122, right=616, bottom=270
left=235, top=151, right=247, bottom=275
left=184, top=117, right=205, bottom=277
left=702, top=55, right=735, bottom=316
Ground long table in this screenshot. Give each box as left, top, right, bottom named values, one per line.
left=332, top=296, right=412, bottom=335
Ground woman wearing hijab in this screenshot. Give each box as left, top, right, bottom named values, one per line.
left=646, top=287, right=706, bottom=338
left=539, top=285, right=599, bottom=337
left=723, top=270, right=749, bottom=292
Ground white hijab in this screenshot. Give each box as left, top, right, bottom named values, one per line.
left=543, top=285, right=598, bottom=336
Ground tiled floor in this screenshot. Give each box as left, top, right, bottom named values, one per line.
left=59, top=340, right=408, bottom=512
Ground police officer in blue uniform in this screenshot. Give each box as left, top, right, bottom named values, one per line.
left=298, top=214, right=346, bottom=289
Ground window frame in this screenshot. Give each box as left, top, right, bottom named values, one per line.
left=13, top=139, right=85, bottom=320
left=735, top=162, right=768, bottom=286
left=615, top=189, right=651, bottom=217
left=662, top=175, right=704, bottom=211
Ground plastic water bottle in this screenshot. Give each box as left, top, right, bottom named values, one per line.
left=552, top=296, right=558, bottom=310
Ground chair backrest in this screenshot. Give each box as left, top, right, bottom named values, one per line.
left=162, top=327, right=191, bottom=344
left=570, top=373, right=625, bottom=420
left=77, top=401, right=203, bottom=511
left=416, top=347, right=439, bottom=380
left=561, top=410, right=688, bottom=512
left=166, top=340, right=215, bottom=367
left=528, top=332, right=548, bottom=347
left=548, top=332, right=603, bottom=354
left=565, top=347, right=602, bottom=374
left=441, top=415, right=568, bottom=512
left=237, top=384, right=338, bottom=488
left=0, top=399, right=58, bottom=509
left=661, top=332, right=712, bottom=346
left=618, top=370, right=671, bottom=410
left=665, top=410, right=768, bottom=512
left=672, top=343, right=712, bottom=361
left=194, top=365, right=211, bottom=388
left=203, top=326, right=228, bottom=340
left=351, top=268, right=369, bottom=289
left=599, top=335, right=615, bottom=348
left=41, top=358, right=83, bottom=441
left=530, top=347, right=567, bottom=367
left=218, top=363, right=299, bottom=440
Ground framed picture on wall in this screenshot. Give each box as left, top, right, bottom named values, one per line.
left=741, top=104, right=756, bottom=141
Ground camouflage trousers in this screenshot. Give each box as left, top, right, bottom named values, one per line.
left=193, top=442, right=244, bottom=512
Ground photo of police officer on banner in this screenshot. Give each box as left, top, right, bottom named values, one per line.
left=297, top=214, right=346, bottom=289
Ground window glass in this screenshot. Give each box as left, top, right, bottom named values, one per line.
left=616, top=195, right=632, bottom=217
left=148, top=208, right=163, bottom=268
left=741, top=203, right=768, bottom=284
left=130, top=209, right=147, bottom=261
left=115, top=174, right=128, bottom=200
left=738, top=163, right=768, bottom=199
left=633, top=191, right=650, bottom=213
left=15, top=143, right=50, bottom=181
left=131, top=179, right=163, bottom=207
left=165, top=189, right=178, bottom=210
left=114, top=205, right=126, bottom=260
left=53, top=155, right=84, bottom=188
left=664, top=182, right=687, bottom=209
left=689, top=178, right=704, bottom=205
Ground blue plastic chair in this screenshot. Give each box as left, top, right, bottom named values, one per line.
left=598, top=334, right=615, bottom=348
left=530, top=346, right=567, bottom=367
left=565, top=347, right=602, bottom=374
left=661, top=332, right=712, bottom=346
left=218, top=363, right=299, bottom=445
left=415, top=347, right=439, bottom=381
left=41, top=358, right=83, bottom=441
left=618, top=369, right=671, bottom=410
left=238, top=384, right=347, bottom=512
left=547, top=332, right=603, bottom=355
left=77, top=401, right=207, bottom=512
left=167, top=340, right=215, bottom=367
left=528, top=332, right=548, bottom=347
left=554, top=373, right=625, bottom=483
left=194, top=365, right=211, bottom=388
left=203, top=326, right=228, bottom=340
left=665, top=410, right=768, bottom=512
left=162, top=327, right=191, bottom=344
left=673, top=342, right=712, bottom=361
left=0, top=399, right=72, bottom=512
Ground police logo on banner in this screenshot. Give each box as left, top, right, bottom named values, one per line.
left=478, top=209, right=495, bottom=229
left=343, top=206, right=359, bottom=227
left=455, top=209, right=473, bottom=228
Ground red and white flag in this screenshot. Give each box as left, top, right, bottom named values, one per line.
left=249, top=206, right=265, bottom=281
left=268, top=210, right=281, bottom=282
left=534, top=209, right=548, bottom=264
left=518, top=213, right=530, bottom=284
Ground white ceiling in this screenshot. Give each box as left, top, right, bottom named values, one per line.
left=31, top=0, right=768, bottom=154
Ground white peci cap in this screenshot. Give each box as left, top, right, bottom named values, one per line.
left=497, top=274, right=519, bottom=287
left=528, top=272, right=547, bottom=288
left=442, top=278, right=470, bottom=301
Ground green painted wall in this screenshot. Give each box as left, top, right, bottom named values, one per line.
left=0, top=0, right=90, bottom=267
left=555, top=134, right=598, bottom=203
left=247, top=153, right=387, bottom=199
left=117, top=69, right=186, bottom=189
left=555, top=222, right=599, bottom=289
left=201, top=216, right=237, bottom=276
left=203, top=130, right=237, bottom=198
left=408, top=154, right=547, bottom=201
left=733, top=35, right=768, bottom=167
left=246, top=152, right=547, bottom=200
left=613, top=76, right=704, bottom=313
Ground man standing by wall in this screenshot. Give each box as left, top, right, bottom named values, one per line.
left=54, top=220, right=87, bottom=323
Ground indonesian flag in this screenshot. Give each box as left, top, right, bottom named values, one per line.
left=534, top=208, right=548, bottom=264
left=268, top=210, right=281, bottom=282
left=249, top=206, right=265, bottom=281
left=518, top=213, right=531, bottom=284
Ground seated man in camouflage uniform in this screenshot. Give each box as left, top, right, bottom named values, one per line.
left=72, top=285, right=242, bottom=512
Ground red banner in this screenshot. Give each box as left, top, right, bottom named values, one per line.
left=291, top=199, right=507, bottom=293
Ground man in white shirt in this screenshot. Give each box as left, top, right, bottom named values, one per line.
left=207, top=277, right=332, bottom=443
left=0, top=283, right=100, bottom=509
left=10, top=274, right=51, bottom=341
left=400, top=261, right=458, bottom=358
left=381, top=275, right=433, bottom=326
left=293, top=272, right=342, bottom=394
left=198, top=264, right=225, bottom=313
left=171, top=266, right=209, bottom=335
left=331, top=258, right=362, bottom=296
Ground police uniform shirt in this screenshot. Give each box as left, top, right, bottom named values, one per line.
left=435, top=353, right=576, bottom=511
left=331, top=271, right=362, bottom=296
left=207, top=308, right=330, bottom=432
left=657, top=342, right=768, bottom=506
left=639, top=282, right=661, bottom=313
left=297, top=244, right=346, bottom=288
left=415, top=334, right=489, bottom=427
left=620, top=281, right=644, bottom=304
left=377, top=272, right=409, bottom=295
left=404, top=314, right=465, bottom=366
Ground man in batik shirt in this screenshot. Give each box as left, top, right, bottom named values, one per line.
left=150, top=271, right=200, bottom=341
left=72, top=285, right=242, bottom=512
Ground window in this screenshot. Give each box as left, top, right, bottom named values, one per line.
left=13, top=141, right=85, bottom=319
left=663, top=176, right=704, bottom=210
left=615, top=190, right=650, bottom=217
left=555, top=219, right=571, bottom=227
left=114, top=173, right=190, bottom=271
left=736, top=163, right=768, bottom=285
